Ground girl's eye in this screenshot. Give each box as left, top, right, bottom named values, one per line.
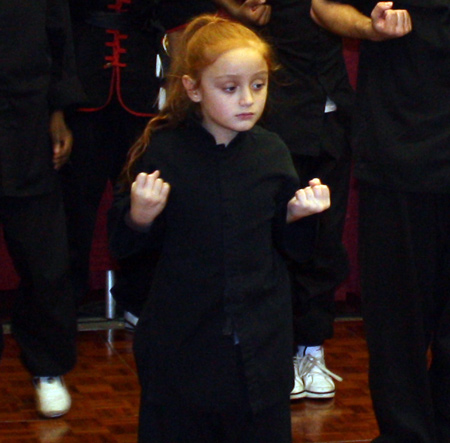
left=253, top=81, right=266, bottom=90
left=224, top=86, right=236, bottom=93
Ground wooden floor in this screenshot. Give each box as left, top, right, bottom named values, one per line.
left=0, top=319, right=378, bottom=442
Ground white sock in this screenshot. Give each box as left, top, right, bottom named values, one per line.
left=304, top=346, right=323, bottom=358
left=296, top=345, right=306, bottom=357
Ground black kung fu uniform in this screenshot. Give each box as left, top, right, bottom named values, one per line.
left=155, top=0, right=217, bottom=32
left=0, top=0, right=84, bottom=373
left=333, top=1, right=450, bottom=442
left=69, top=0, right=160, bottom=115
left=109, top=120, right=317, bottom=442
left=63, top=0, right=161, bottom=307
left=155, top=1, right=355, bottom=346
left=259, top=0, right=354, bottom=347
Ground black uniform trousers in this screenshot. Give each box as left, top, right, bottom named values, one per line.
left=138, top=335, right=292, bottom=443
left=290, top=111, right=351, bottom=346
left=62, top=99, right=154, bottom=313
left=359, top=182, right=450, bottom=443
left=0, top=188, right=77, bottom=375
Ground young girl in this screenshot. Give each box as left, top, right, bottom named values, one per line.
left=109, top=14, right=330, bottom=443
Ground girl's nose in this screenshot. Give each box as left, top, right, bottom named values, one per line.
left=239, top=87, right=254, bottom=106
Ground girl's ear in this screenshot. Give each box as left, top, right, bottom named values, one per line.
left=182, top=75, right=201, bottom=103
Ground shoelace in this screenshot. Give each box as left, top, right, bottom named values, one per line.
left=43, top=377, right=57, bottom=384
left=298, top=355, right=343, bottom=382
left=36, top=376, right=60, bottom=385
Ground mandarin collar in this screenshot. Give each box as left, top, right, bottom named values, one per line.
left=185, top=117, right=248, bottom=152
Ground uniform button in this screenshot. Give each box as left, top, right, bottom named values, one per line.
left=103, top=62, right=112, bottom=69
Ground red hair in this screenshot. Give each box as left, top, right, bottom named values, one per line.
left=120, top=14, right=276, bottom=186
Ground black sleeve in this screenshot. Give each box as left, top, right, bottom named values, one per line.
left=407, top=3, right=450, bottom=51
left=155, top=0, right=217, bottom=31
left=46, top=0, right=86, bottom=110
left=108, top=133, right=169, bottom=260
left=108, top=186, right=166, bottom=260
left=268, top=136, right=319, bottom=264
left=271, top=185, right=319, bottom=264
left=282, top=215, right=319, bottom=263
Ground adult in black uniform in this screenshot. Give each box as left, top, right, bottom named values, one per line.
left=312, top=1, right=450, bottom=441
left=63, top=0, right=161, bottom=317
left=262, top=0, right=353, bottom=400
left=0, top=0, right=84, bottom=418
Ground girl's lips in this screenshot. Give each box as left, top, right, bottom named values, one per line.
left=236, top=113, right=254, bottom=119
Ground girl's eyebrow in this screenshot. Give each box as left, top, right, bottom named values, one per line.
left=214, top=70, right=269, bottom=80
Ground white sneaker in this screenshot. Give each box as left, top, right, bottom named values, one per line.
left=34, top=376, right=71, bottom=418
left=124, top=311, right=139, bottom=331
left=297, top=346, right=342, bottom=399
left=290, top=356, right=306, bottom=400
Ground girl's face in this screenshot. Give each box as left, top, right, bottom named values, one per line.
left=183, top=46, right=269, bottom=146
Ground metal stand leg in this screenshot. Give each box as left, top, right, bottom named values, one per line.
left=105, top=270, right=116, bottom=319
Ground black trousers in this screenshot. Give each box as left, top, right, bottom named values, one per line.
left=359, top=182, right=450, bottom=443
left=0, top=189, right=77, bottom=375
left=290, top=112, right=351, bottom=346
left=139, top=399, right=292, bottom=443
left=62, top=100, right=154, bottom=313
left=138, top=340, right=292, bottom=443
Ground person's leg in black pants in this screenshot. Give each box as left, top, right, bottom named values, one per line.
left=138, top=399, right=292, bottom=443
left=429, top=196, right=450, bottom=442
left=290, top=149, right=350, bottom=344
left=290, top=111, right=351, bottom=400
left=62, top=100, right=150, bottom=306
left=137, top=339, right=292, bottom=443
left=359, top=183, right=450, bottom=442
left=0, top=190, right=77, bottom=376
left=62, top=109, right=117, bottom=302
left=0, top=189, right=77, bottom=418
